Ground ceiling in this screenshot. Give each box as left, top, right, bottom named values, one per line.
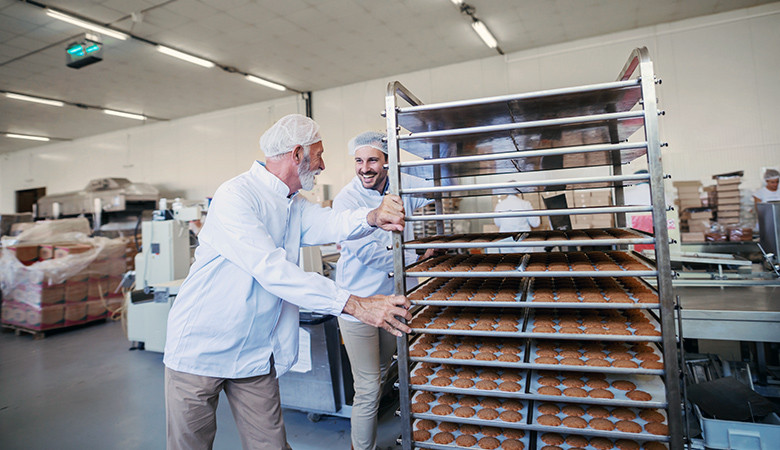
left=0, top=0, right=775, bottom=154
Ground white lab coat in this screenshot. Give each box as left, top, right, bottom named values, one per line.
left=164, top=162, right=375, bottom=378
left=493, top=195, right=541, bottom=253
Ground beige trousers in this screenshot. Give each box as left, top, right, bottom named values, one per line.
left=338, top=318, right=397, bottom=450
left=165, top=365, right=292, bottom=450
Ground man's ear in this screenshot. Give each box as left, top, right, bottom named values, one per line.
left=292, top=145, right=303, bottom=165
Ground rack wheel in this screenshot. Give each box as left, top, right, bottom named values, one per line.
left=306, top=412, right=322, bottom=422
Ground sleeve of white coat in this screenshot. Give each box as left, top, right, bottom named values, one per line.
left=299, top=198, right=375, bottom=246
left=202, top=187, right=351, bottom=316
left=333, top=190, right=395, bottom=271
left=523, top=199, right=541, bottom=228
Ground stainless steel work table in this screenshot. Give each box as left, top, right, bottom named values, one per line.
left=676, top=285, right=780, bottom=343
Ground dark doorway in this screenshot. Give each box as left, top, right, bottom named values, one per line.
left=16, top=187, right=46, bottom=214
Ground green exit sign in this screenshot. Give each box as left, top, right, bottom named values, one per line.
left=66, top=39, right=103, bottom=69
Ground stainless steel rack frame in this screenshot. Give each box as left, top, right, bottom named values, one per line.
left=387, top=47, right=681, bottom=450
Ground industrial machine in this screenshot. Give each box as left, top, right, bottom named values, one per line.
left=126, top=202, right=198, bottom=352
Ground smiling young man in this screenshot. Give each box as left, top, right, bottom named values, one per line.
left=332, top=131, right=432, bottom=450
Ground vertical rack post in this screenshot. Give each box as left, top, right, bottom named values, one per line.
left=635, top=48, right=684, bottom=449
left=385, top=81, right=423, bottom=450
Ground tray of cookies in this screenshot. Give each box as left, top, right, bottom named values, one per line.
left=536, top=431, right=670, bottom=450
left=409, top=362, right=528, bottom=399
left=410, top=306, right=527, bottom=338
left=526, top=341, right=664, bottom=375
left=525, top=308, right=663, bottom=342
left=410, top=391, right=529, bottom=430
left=412, top=419, right=529, bottom=450
left=409, top=334, right=527, bottom=368
left=530, top=402, right=670, bottom=442
left=524, top=276, right=659, bottom=309
left=527, top=371, right=667, bottom=409
left=405, top=252, right=657, bottom=278
left=408, top=277, right=528, bottom=308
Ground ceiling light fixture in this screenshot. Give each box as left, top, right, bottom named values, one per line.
left=450, top=0, right=464, bottom=4
left=5, top=92, right=65, bottom=107
left=103, top=109, right=147, bottom=121
left=157, top=45, right=215, bottom=68
left=244, top=75, right=287, bottom=91
left=46, top=9, right=129, bottom=41
left=5, top=133, right=51, bottom=142
left=471, top=19, right=498, bottom=49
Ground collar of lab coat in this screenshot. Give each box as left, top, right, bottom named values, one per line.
left=252, top=160, right=297, bottom=199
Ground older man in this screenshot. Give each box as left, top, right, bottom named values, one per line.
left=333, top=131, right=432, bottom=450
left=163, top=116, right=411, bottom=450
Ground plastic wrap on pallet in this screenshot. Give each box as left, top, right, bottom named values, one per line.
left=0, top=218, right=127, bottom=309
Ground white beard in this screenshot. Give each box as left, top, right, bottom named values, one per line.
left=298, top=152, right=320, bottom=191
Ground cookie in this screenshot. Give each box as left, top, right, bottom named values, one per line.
left=437, top=368, right=457, bottom=377
left=460, top=424, right=480, bottom=435
left=562, top=405, right=585, bottom=417
left=615, top=439, right=640, bottom=450
left=430, top=350, right=452, bottom=358
left=454, top=406, right=476, bottom=418
left=645, top=422, right=669, bottom=436
left=641, top=360, right=664, bottom=370
left=560, top=357, right=585, bottom=366
left=612, top=360, right=639, bottom=369
left=535, top=356, right=560, bottom=365
left=538, top=376, right=561, bottom=386
left=590, top=417, right=616, bottom=431
left=501, top=372, right=523, bottom=382
left=563, top=387, right=587, bottom=397
left=504, top=428, right=525, bottom=439
left=538, top=386, right=562, bottom=396
left=588, top=388, right=615, bottom=399
left=411, top=402, right=430, bottom=413
left=432, top=431, right=455, bottom=444
left=477, top=408, right=499, bottom=420
left=540, top=433, right=564, bottom=445
left=626, top=390, right=652, bottom=401
left=415, top=419, right=436, bottom=430
left=430, top=377, right=451, bottom=387
left=586, top=358, right=611, bottom=367
left=612, top=380, right=637, bottom=391
left=481, top=397, right=502, bottom=409
left=439, top=421, right=459, bottom=432
left=499, top=381, right=521, bottom=392
left=538, top=414, right=562, bottom=426
left=586, top=379, right=610, bottom=389
left=410, top=376, right=429, bottom=385
left=476, top=380, right=498, bottom=390
left=453, top=378, right=475, bottom=389
left=414, top=367, right=435, bottom=377
left=453, top=351, right=474, bottom=360
left=590, top=437, right=616, bottom=450
left=500, top=410, right=523, bottom=422
left=639, top=409, right=665, bottom=423
left=536, top=349, right=558, bottom=358
left=615, top=420, right=642, bottom=433
left=537, top=403, right=561, bottom=415
left=480, top=370, right=501, bottom=381
left=498, top=353, right=521, bottom=362
left=431, top=404, right=452, bottom=416
left=478, top=437, right=501, bottom=450
left=561, top=378, right=585, bottom=388
left=503, top=400, right=523, bottom=412
left=587, top=406, right=610, bottom=418
left=480, top=426, right=502, bottom=437
left=456, top=434, right=478, bottom=447
left=413, top=429, right=430, bottom=442
left=611, top=408, right=637, bottom=420
left=501, top=438, right=525, bottom=450
left=562, top=416, right=587, bottom=428
left=438, top=394, right=458, bottom=405
left=459, top=396, right=479, bottom=407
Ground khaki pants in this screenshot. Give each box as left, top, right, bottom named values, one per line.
left=165, top=365, right=292, bottom=450
left=338, top=318, right=396, bottom=450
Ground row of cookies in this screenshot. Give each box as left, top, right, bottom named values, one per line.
left=413, top=419, right=528, bottom=450
left=529, top=341, right=664, bottom=372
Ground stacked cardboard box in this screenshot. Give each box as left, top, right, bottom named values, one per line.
left=715, top=175, right=742, bottom=225
left=674, top=181, right=703, bottom=210
left=566, top=190, right=614, bottom=229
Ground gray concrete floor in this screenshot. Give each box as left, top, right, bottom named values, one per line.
left=0, top=319, right=402, bottom=450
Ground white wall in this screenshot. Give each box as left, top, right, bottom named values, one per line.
left=2, top=3, right=779, bottom=213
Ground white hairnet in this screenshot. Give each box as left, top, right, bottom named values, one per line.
left=348, top=131, right=387, bottom=155
left=259, top=114, right=321, bottom=157
left=764, top=168, right=780, bottom=181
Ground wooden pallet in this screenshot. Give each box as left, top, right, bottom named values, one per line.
left=2, top=319, right=107, bottom=340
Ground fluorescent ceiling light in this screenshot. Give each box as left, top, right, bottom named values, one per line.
left=450, top=0, right=464, bottom=4
left=245, top=75, right=287, bottom=91
left=5, top=92, right=64, bottom=107
left=103, top=109, right=146, bottom=121
left=471, top=20, right=498, bottom=49
left=46, top=9, right=129, bottom=41
left=157, top=45, right=215, bottom=68
left=5, top=133, right=50, bottom=142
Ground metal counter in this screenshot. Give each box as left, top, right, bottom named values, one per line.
left=676, top=286, right=780, bottom=343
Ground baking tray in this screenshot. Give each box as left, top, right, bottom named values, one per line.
left=526, top=370, right=667, bottom=409
left=410, top=390, right=530, bottom=431
left=530, top=402, right=670, bottom=442
left=409, top=334, right=528, bottom=369
left=406, top=251, right=658, bottom=278
left=534, top=431, right=670, bottom=449
left=525, top=340, right=664, bottom=375
left=408, top=362, right=529, bottom=400
left=525, top=308, right=663, bottom=343
left=523, top=276, right=660, bottom=310
left=404, top=228, right=655, bottom=250
left=411, top=418, right=531, bottom=450
left=410, top=305, right=527, bottom=338
left=408, top=277, right=528, bottom=309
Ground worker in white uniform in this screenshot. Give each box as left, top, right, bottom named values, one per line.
left=333, top=131, right=432, bottom=450
left=163, top=115, right=412, bottom=450
left=493, top=189, right=541, bottom=253
left=753, top=168, right=780, bottom=206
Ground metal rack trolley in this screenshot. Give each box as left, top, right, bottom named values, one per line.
left=386, top=47, right=682, bottom=449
